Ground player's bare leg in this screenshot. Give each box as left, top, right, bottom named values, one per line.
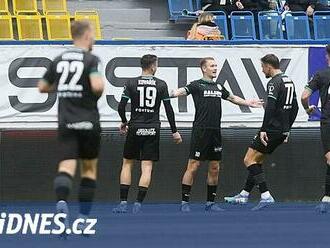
left=54, top=159, right=77, bottom=237
left=133, top=160, right=153, bottom=213
left=205, top=161, right=224, bottom=212
left=181, top=159, right=200, bottom=212
left=316, top=151, right=330, bottom=213
left=113, top=158, right=134, bottom=213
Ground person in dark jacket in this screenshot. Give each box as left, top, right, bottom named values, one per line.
left=234, top=0, right=275, bottom=11
left=201, top=0, right=237, bottom=14
left=284, top=0, right=330, bottom=16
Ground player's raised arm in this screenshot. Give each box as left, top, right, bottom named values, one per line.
left=226, top=94, right=264, bottom=108
left=169, top=87, right=188, bottom=98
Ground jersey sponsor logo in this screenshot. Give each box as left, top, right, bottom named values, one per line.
left=66, top=121, right=94, bottom=130
left=136, top=128, right=156, bottom=136
left=203, top=90, right=222, bottom=98
left=214, top=147, right=222, bottom=152
left=135, top=108, right=155, bottom=113
left=58, top=92, right=83, bottom=98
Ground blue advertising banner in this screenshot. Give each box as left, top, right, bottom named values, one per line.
left=308, top=47, right=326, bottom=121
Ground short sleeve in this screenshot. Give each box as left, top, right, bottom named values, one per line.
left=42, top=60, right=56, bottom=85
left=184, top=82, right=198, bottom=95
left=161, top=83, right=171, bottom=101
left=121, top=81, right=131, bottom=99
left=219, top=84, right=230, bottom=100
left=267, top=81, right=281, bottom=100
left=89, top=56, right=102, bottom=77
left=306, top=72, right=321, bottom=93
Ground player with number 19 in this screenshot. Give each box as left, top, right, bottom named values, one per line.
left=112, top=54, right=182, bottom=214
left=225, top=54, right=298, bottom=210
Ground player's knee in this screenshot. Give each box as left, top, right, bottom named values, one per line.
left=243, top=155, right=252, bottom=167
left=188, top=160, right=200, bottom=172
left=209, top=163, right=220, bottom=175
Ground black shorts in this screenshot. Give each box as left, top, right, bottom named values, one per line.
left=321, top=122, right=330, bottom=154
left=58, top=125, right=101, bottom=160
left=123, top=126, right=160, bottom=161
left=249, top=131, right=287, bottom=154
left=189, top=127, right=222, bottom=161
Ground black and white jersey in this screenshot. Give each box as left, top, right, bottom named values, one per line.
left=306, top=67, right=330, bottom=123
left=262, top=73, right=298, bottom=133
left=184, top=79, right=230, bottom=129
left=42, top=48, right=101, bottom=128
left=122, top=75, right=171, bottom=127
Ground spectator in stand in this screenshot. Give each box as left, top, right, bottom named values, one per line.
left=284, top=1, right=330, bottom=15
left=187, top=12, right=224, bottom=40
left=234, top=0, right=278, bottom=12
left=201, top=0, right=237, bottom=14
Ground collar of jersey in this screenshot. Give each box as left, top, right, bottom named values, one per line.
left=200, top=78, right=215, bottom=84
left=141, top=75, right=154, bottom=79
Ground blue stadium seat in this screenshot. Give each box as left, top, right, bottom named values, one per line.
left=230, top=11, right=256, bottom=40
left=168, top=0, right=195, bottom=21
left=285, top=12, right=311, bottom=40
left=213, top=11, right=229, bottom=40
left=313, top=11, right=330, bottom=40
left=319, top=0, right=329, bottom=5
left=258, top=11, right=284, bottom=40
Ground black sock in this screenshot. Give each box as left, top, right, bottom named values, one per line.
left=136, top=186, right=148, bottom=203
left=248, top=164, right=268, bottom=194
left=78, top=178, right=96, bottom=216
left=325, top=164, right=330, bottom=196
left=243, top=173, right=255, bottom=193
left=54, top=172, right=73, bottom=202
left=182, top=184, right=192, bottom=202
left=207, top=185, right=217, bottom=202
left=120, top=184, right=130, bottom=202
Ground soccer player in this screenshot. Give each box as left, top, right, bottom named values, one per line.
left=170, top=57, right=264, bottom=212
left=38, top=21, right=104, bottom=233
left=225, top=54, right=298, bottom=210
left=112, top=54, right=182, bottom=214
left=301, top=45, right=330, bottom=213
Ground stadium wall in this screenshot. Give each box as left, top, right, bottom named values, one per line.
left=0, top=41, right=327, bottom=202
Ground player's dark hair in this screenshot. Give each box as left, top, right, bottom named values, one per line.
left=140, top=54, right=158, bottom=70
left=71, top=21, right=92, bottom=40
left=261, top=54, right=280, bottom=69
left=200, top=57, right=215, bottom=69
left=326, top=44, right=330, bottom=55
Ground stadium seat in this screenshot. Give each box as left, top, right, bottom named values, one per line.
left=313, top=11, right=330, bottom=40
left=230, top=11, right=256, bottom=40
left=12, top=0, right=38, bottom=14
left=0, top=0, right=9, bottom=13
left=0, top=14, right=13, bottom=39
left=75, top=11, right=102, bottom=40
left=42, top=0, right=67, bottom=14
left=16, top=13, right=43, bottom=40
left=285, top=12, right=311, bottom=40
left=258, top=11, right=284, bottom=40
left=168, top=0, right=195, bottom=21
left=46, top=11, right=71, bottom=40
left=213, top=11, right=228, bottom=40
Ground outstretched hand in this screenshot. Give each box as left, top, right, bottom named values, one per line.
left=247, top=99, right=264, bottom=108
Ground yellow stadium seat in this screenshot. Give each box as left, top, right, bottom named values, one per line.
left=16, top=13, right=43, bottom=40
left=46, top=11, right=71, bottom=40
left=0, top=14, right=13, bottom=40
left=42, top=0, right=67, bottom=14
left=75, top=11, right=102, bottom=40
left=0, top=0, right=9, bottom=13
left=12, top=0, right=38, bottom=14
